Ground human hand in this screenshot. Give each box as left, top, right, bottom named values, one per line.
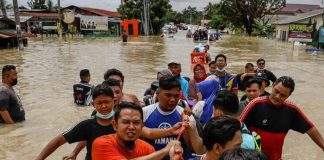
left=164, top=140, right=181, bottom=153
left=62, top=152, right=77, bottom=160
left=169, top=141, right=183, bottom=160
left=170, top=122, right=183, bottom=135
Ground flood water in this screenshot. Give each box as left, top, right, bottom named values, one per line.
left=0, top=31, right=324, bottom=160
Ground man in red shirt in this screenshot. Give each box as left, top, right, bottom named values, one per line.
left=241, top=76, right=324, bottom=160
left=92, top=102, right=180, bottom=160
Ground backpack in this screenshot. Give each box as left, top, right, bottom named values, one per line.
left=241, top=123, right=262, bottom=152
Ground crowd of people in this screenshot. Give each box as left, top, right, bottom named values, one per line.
left=1, top=50, right=324, bottom=160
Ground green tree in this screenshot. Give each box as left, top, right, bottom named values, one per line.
left=218, top=0, right=286, bottom=36
left=181, top=6, right=203, bottom=24
left=203, top=2, right=218, bottom=19
left=118, top=0, right=171, bottom=35
left=27, top=0, right=47, bottom=9
left=208, top=14, right=227, bottom=31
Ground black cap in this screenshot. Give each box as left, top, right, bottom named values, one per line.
left=254, top=72, right=270, bottom=87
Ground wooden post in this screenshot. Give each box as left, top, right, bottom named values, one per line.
left=13, top=0, right=23, bottom=50
left=58, top=0, right=62, bottom=38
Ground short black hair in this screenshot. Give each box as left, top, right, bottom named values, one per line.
left=245, top=78, right=262, bottom=89
left=203, top=116, right=241, bottom=150
left=209, top=61, right=216, bottom=67
left=245, top=63, right=254, bottom=69
left=114, top=102, right=143, bottom=121
left=274, top=76, right=295, bottom=94
left=92, top=84, right=114, bottom=100
left=102, top=78, right=121, bottom=88
left=104, top=68, right=124, bottom=82
left=257, top=58, right=265, bottom=64
left=80, top=69, right=90, bottom=80
left=220, top=148, right=269, bottom=160
left=215, top=54, right=227, bottom=63
left=159, top=75, right=181, bottom=90
left=2, top=64, right=16, bottom=79
left=213, top=90, right=239, bottom=116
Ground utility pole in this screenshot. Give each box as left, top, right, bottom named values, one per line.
left=13, top=0, right=23, bottom=50
left=0, top=0, right=7, bottom=18
left=143, top=0, right=150, bottom=36
left=58, top=0, right=62, bottom=37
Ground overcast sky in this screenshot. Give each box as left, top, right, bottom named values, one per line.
left=17, top=0, right=323, bottom=11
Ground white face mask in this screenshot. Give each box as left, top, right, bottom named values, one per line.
left=96, top=110, right=114, bottom=119
left=216, top=67, right=226, bottom=72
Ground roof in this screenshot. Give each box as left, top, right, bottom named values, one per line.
left=7, top=16, right=32, bottom=22
left=19, top=12, right=59, bottom=18
left=0, top=29, right=34, bottom=38
left=80, top=7, right=121, bottom=18
left=276, top=4, right=321, bottom=15
left=273, top=9, right=324, bottom=25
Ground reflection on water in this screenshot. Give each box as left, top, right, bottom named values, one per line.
left=0, top=31, right=324, bottom=159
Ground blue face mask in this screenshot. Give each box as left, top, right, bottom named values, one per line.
left=96, top=110, right=114, bottom=120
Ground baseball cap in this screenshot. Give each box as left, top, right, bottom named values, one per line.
left=254, top=72, right=270, bottom=87
left=168, top=61, right=181, bottom=67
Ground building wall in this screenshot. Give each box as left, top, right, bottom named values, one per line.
left=275, top=14, right=324, bottom=42
left=275, top=24, right=289, bottom=41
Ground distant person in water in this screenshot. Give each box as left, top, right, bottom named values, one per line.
left=0, top=65, right=25, bottom=124
left=73, top=69, right=95, bottom=106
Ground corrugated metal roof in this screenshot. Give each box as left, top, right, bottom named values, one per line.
left=281, top=4, right=320, bottom=13
left=275, top=4, right=321, bottom=16
left=7, top=16, right=32, bottom=22
left=19, top=12, right=59, bottom=18
left=81, top=7, right=121, bottom=18
left=273, top=9, right=324, bottom=25
left=0, top=29, right=34, bottom=38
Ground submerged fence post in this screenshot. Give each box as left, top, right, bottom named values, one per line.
left=13, top=0, right=23, bottom=50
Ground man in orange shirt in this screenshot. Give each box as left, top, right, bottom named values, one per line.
left=92, top=102, right=180, bottom=160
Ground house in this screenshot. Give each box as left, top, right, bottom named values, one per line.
left=0, top=17, right=30, bottom=48
left=275, top=4, right=321, bottom=15
left=273, top=9, right=324, bottom=42
left=63, top=5, right=122, bottom=36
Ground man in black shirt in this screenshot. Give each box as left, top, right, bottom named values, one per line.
left=0, top=65, right=25, bottom=124
left=73, top=69, right=95, bottom=106
left=36, top=84, right=116, bottom=160
left=255, top=58, right=276, bottom=84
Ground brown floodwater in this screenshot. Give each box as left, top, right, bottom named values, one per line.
left=0, top=31, right=324, bottom=160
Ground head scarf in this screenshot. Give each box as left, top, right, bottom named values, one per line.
left=193, top=64, right=207, bottom=83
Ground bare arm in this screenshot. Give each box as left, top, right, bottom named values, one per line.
left=141, top=122, right=182, bottom=139
left=130, top=141, right=179, bottom=160
left=36, top=134, right=67, bottom=160
left=62, top=141, right=86, bottom=160
left=185, top=116, right=206, bottom=154
left=307, top=126, right=324, bottom=151
left=0, top=111, right=14, bottom=124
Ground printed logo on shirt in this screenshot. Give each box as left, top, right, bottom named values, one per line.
left=154, top=122, right=176, bottom=145
left=158, top=122, right=172, bottom=129
left=262, top=119, right=268, bottom=126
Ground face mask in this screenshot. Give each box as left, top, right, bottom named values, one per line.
left=11, top=78, right=18, bottom=86
left=216, top=67, right=226, bottom=72
left=96, top=110, right=114, bottom=119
